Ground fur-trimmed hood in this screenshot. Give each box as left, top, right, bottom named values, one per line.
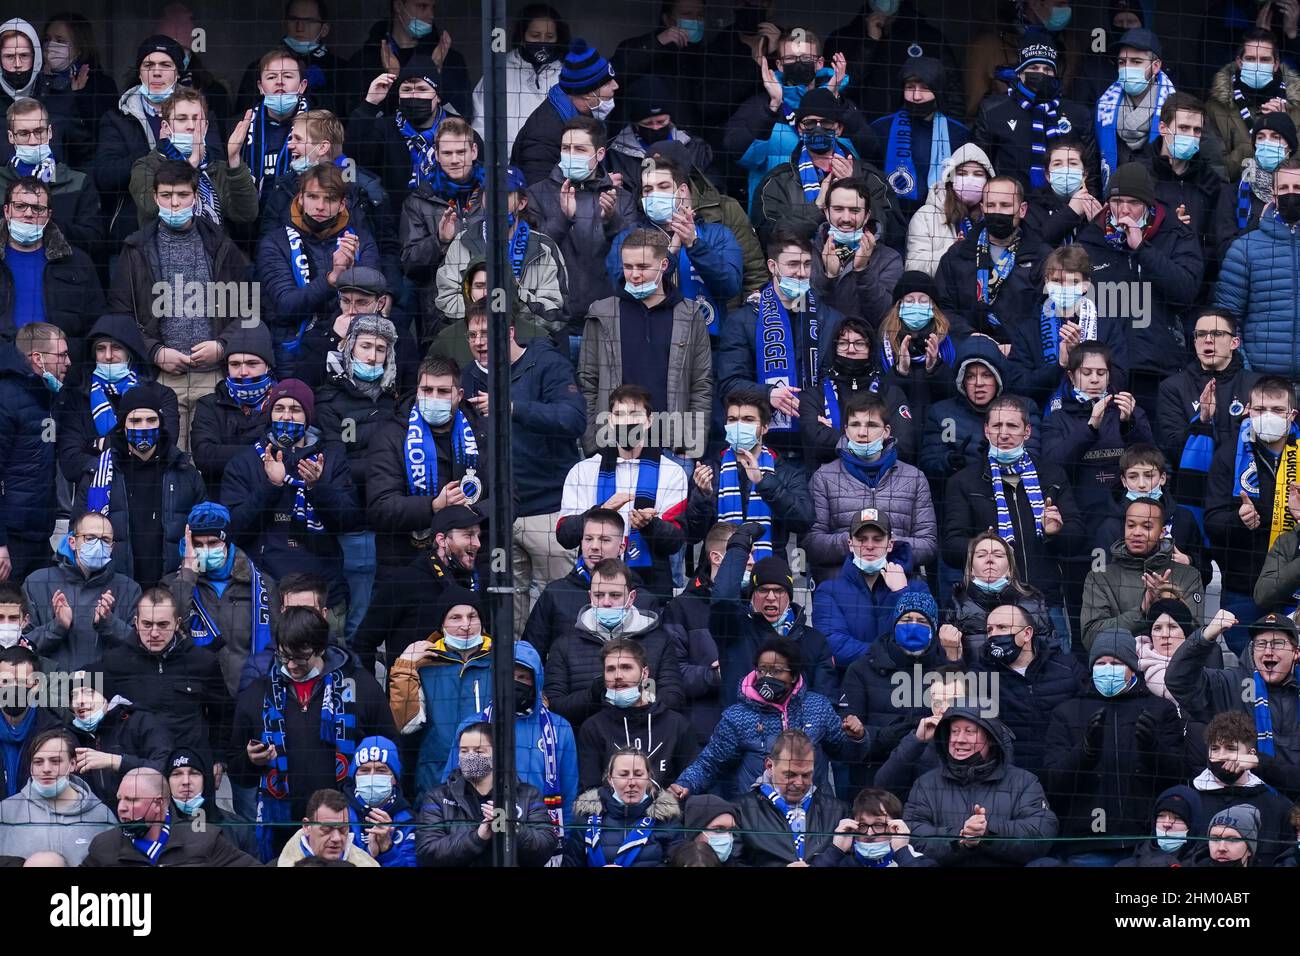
left=1210, top=62, right=1300, bottom=112
left=574, top=785, right=680, bottom=822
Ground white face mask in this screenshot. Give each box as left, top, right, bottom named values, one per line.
left=1252, top=411, right=1290, bottom=443
left=0, top=623, right=20, bottom=648
left=592, top=97, right=616, bottom=120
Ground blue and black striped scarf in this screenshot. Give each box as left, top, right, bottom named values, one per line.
left=988, top=449, right=1044, bottom=543
left=89, top=371, right=138, bottom=437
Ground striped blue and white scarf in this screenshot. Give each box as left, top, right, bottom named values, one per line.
left=1010, top=79, right=1065, bottom=191
left=760, top=782, right=813, bottom=861
left=1095, top=71, right=1174, bottom=191
left=254, top=440, right=324, bottom=532
left=988, top=449, right=1044, bottom=544
left=89, top=371, right=138, bottom=437
left=717, top=445, right=775, bottom=559
left=131, top=812, right=171, bottom=865
left=86, top=449, right=114, bottom=516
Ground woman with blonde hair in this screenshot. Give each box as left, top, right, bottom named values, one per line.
left=947, top=530, right=1055, bottom=654
left=904, top=142, right=994, bottom=275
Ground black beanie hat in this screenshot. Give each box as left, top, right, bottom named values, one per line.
left=1105, top=162, right=1157, bottom=206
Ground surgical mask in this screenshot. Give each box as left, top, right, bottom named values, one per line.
left=726, top=422, right=760, bottom=450
left=399, top=98, right=436, bottom=126
left=407, top=15, right=434, bottom=38
left=1046, top=282, right=1086, bottom=313
left=983, top=212, right=1017, bottom=240
left=777, top=274, right=811, bottom=300
left=894, top=622, right=932, bottom=653
left=41, top=369, right=61, bottom=392
left=263, top=92, right=299, bottom=114
left=642, top=192, right=677, bottom=223
left=595, top=606, right=627, bottom=629
left=1092, top=663, right=1130, bottom=697
left=829, top=225, right=863, bottom=248
left=120, top=820, right=153, bottom=840
left=1170, top=134, right=1200, bottom=161
left=853, top=553, right=887, bottom=574
left=952, top=175, right=985, bottom=204
left=754, top=674, right=790, bottom=702
left=44, top=41, right=73, bottom=72
left=990, top=443, right=1024, bottom=464
left=459, top=752, right=493, bottom=780
left=158, top=203, right=194, bottom=229
left=898, top=301, right=933, bottom=330
left=855, top=839, right=892, bottom=861
left=1156, top=830, right=1187, bottom=852
left=283, top=35, right=321, bottom=55
left=1044, top=5, right=1072, bottom=30
left=270, top=419, right=306, bottom=446
left=78, top=538, right=112, bottom=570
left=141, top=84, right=175, bottom=105
left=0, top=623, right=21, bottom=648
left=290, top=154, right=316, bottom=174
left=1118, top=65, right=1150, bottom=97
left=605, top=685, right=641, bottom=708
left=558, top=151, right=594, bottom=182
left=125, top=426, right=159, bottom=452
left=32, top=776, right=70, bottom=799
left=1252, top=411, right=1290, bottom=443
left=444, top=632, right=484, bottom=651
left=779, top=61, right=816, bottom=88
left=355, top=773, right=394, bottom=805
left=1241, top=62, right=1275, bottom=91
left=352, top=359, right=384, bottom=382
left=801, top=126, right=837, bottom=154
left=174, top=794, right=204, bottom=815
left=706, top=831, right=734, bottom=862
left=592, top=97, right=616, bottom=121
left=8, top=219, right=45, bottom=245
left=227, top=374, right=274, bottom=406
left=195, top=546, right=227, bottom=573
left=281, top=663, right=322, bottom=681
left=870, top=0, right=902, bottom=13
left=1256, top=141, right=1287, bottom=172
left=846, top=437, right=883, bottom=458
left=1073, top=387, right=1098, bottom=404
left=972, top=575, right=1010, bottom=593
left=679, top=18, right=705, bottom=43
left=96, top=361, right=131, bottom=383
left=1049, top=167, right=1083, bottom=197
left=73, top=709, right=104, bottom=733
left=625, top=276, right=660, bottom=300
left=1125, top=486, right=1163, bottom=501
left=419, top=397, right=453, bottom=426
left=986, top=632, right=1021, bottom=662
left=167, top=132, right=194, bottom=158
left=14, top=143, right=51, bottom=166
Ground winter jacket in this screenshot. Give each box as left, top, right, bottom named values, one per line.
left=1023, top=185, right=1094, bottom=249
left=1204, top=428, right=1294, bottom=595
left=1040, top=389, right=1155, bottom=515
left=312, top=371, right=403, bottom=507
left=542, top=605, right=684, bottom=727
left=0, top=221, right=103, bottom=345
left=813, top=550, right=932, bottom=664
left=964, top=24, right=1088, bottom=120
left=945, top=580, right=1055, bottom=657
left=902, top=708, right=1058, bottom=866
left=24, top=553, right=141, bottom=672
left=0, top=162, right=101, bottom=260
left=521, top=565, right=659, bottom=662
left=905, top=142, right=995, bottom=276
left=1088, top=491, right=1207, bottom=579
left=1212, top=166, right=1269, bottom=261
left=161, top=547, right=282, bottom=698
left=434, top=222, right=568, bottom=334
left=1114, top=784, right=1206, bottom=867
left=1256, top=528, right=1300, bottom=610
left=578, top=291, right=713, bottom=457
left=345, top=15, right=471, bottom=127
left=470, top=48, right=562, bottom=157
left=0, top=346, right=62, bottom=546
left=461, top=341, right=585, bottom=516
left=275, top=827, right=379, bottom=867
left=1188, top=768, right=1296, bottom=867
left=799, top=360, right=915, bottom=466
left=1075, top=204, right=1203, bottom=376
left=1138, top=143, right=1228, bottom=270
left=189, top=325, right=273, bottom=486
left=83, top=816, right=260, bottom=867
left=1043, top=679, right=1186, bottom=851
left=662, top=162, right=768, bottom=302
left=972, top=636, right=1085, bottom=778
left=417, top=771, right=557, bottom=867
left=972, top=93, right=1100, bottom=196
left=934, top=227, right=1050, bottom=341
left=64, top=699, right=174, bottom=808
left=1081, top=540, right=1206, bottom=650
left=509, top=93, right=582, bottom=188
left=128, top=149, right=259, bottom=228
left=1207, top=63, right=1300, bottom=180
left=397, top=182, right=486, bottom=333
left=578, top=699, right=699, bottom=791
left=0, top=776, right=116, bottom=865
left=809, top=220, right=905, bottom=326
left=346, top=97, right=468, bottom=215
left=805, top=447, right=937, bottom=581
left=1004, top=295, right=1131, bottom=406
left=683, top=445, right=813, bottom=550
left=562, top=786, right=681, bottom=867
left=107, top=217, right=252, bottom=362
left=943, top=456, right=1085, bottom=602
left=37, top=65, right=120, bottom=172
left=733, top=776, right=848, bottom=867
left=658, top=574, right=723, bottom=747
left=340, top=778, right=417, bottom=868
left=868, top=105, right=972, bottom=216
left=1214, top=211, right=1300, bottom=376
left=710, top=541, right=838, bottom=709
left=355, top=553, right=477, bottom=669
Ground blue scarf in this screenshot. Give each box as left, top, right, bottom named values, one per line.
left=718, top=445, right=775, bottom=559
left=884, top=109, right=951, bottom=202
left=157, top=137, right=221, bottom=223
left=227, top=373, right=276, bottom=408
left=188, top=551, right=272, bottom=662
left=87, top=449, right=114, bottom=516
left=839, top=443, right=897, bottom=489
left=761, top=782, right=813, bottom=861
left=1010, top=79, right=1064, bottom=190
left=821, top=376, right=881, bottom=433
left=282, top=223, right=356, bottom=355
left=479, top=218, right=531, bottom=280
left=257, top=663, right=355, bottom=860
left=429, top=161, right=485, bottom=215
left=89, top=371, right=138, bottom=437
left=396, top=107, right=445, bottom=190
left=1038, top=296, right=1098, bottom=366
left=572, top=555, right=591, bottom=584
left=988, top=449, right=1044, bottom=543
left=974, top=227, right=1017, bottom=310
left=797, top=143, right=841, bottom=201
left=1095, top=72, right=1174, bottom=191
left=254, top=440, right=324, bottom=532
left=482, top=702, right=564, bottom=837
left=1253, top=668, right=1298, bottom=757
left=756, top=283, right=817, bottom=433
left=595, top=449, right=660, bottom=568
left=403, top=403, right=478, bottom=496
left=132, top=812, right=172, bottom=865
left=244, top=99, right=304, bottom=194
left=0, top=706, right=35, bottom=797
left=675, top=247, right=721, bottom=336
left=1232, top=418, right=1300, bottom=500
left=10, top=153, right=55, bottom=184
left=547, top=83, right=579, bottom=123
left=584, top=805, right=655, bottom=867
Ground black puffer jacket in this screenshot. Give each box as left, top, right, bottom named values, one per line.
left=842, top=633, right=953, bottom=771
left=313, top=371, right=403, bottom=506
left=1040, top=389, right=1156, bottom=515
left=190, top=383, right=272, bottom=488
left=0, top=345, right=61, bottom=546
left=934, top=227, right=1050, bottom=341
left=416, top=771, right=557, bottom=867
left=64, top=700, right=174, bottom=808
left=0, top=221, right=104, bottom=345
left=944, top=580, right=1054, bottom=657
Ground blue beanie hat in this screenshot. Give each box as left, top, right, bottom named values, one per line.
left=187, top=501, right=231, bottom=539
left=895, top=590, right=939, bottom=628
left=559, top=38, right=614, bottom=96
left=350, top=735, right=402, bottom=779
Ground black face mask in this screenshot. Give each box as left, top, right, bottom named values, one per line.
left=514, top=680, right=534, bottom=714
left=638, top=122, right=673, bottom=144
left=984, top=212, right=1018, bottom=240
left=304, top=211, right=339, bottom=232
left=1208, top=760, right=1243, bottom=785
left=2, top=68, right=31, bottom=91
left=1, top=705, right=24, bottom=718
left=904, top=98, right=936, bottom=118
left=398, top=97, right=436, bottom=126
left=1278, top=193, right=1300, bottom=224
left=781, top=60, right=816, bottom=88
left=986, top=632, right=1021, bottom=663
left=1022, top=72, right=1059, bottom=100
left=520, top=41, right=561, bottom=66
left=120, top=819, right=153, bottom=840
left=754, top=675, right=791, bottom=702
left=834, top=354, right=873, bottom=378
left=614, top=423, right=646, bottom=449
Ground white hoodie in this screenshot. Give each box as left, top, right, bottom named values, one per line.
left=0, top=19, right=42, bottom=100
left=904, top=142, right=995, bottom=277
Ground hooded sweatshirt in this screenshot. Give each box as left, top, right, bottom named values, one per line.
left=905, top=142, right=994, bottom=276
left=0, top=775, right=116, bottom=864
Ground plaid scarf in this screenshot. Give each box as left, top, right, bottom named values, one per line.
left=89, top=371, right=138, bottom=437
left=717, top=445, right=775, bottom=559
left=158, top=137, right=222, bottom=223
left=254, top=440, right=324, bottom=532
left=760, top=782, right=814, bottom=861
left=988, top=448, right=1044, bottom=543
left=1010, top=79, right=1065, bottom=190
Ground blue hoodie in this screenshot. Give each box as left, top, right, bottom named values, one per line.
left=441, top=639, right=579, bottom=826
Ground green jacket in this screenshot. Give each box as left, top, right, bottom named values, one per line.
left=128, top=148, right=260, bottom=226
left=1081, top=539, right=1205, bottom=650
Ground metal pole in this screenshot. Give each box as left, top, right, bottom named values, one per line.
left=482, top=0, right=517, bottom=867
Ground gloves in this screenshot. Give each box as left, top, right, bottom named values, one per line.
left=1082, top=708, right=1106, bottom=764
left=730, top=521, right=766, bottom=554
left=1133, top=710, right=1156, bottom=756
left=946, top=448, right=968, bottom=471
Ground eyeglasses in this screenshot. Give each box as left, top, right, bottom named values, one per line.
left=1252, top=639, right=1295, bottom=653
left=275, top=649, right=316, bottom=665
left=9, top=128, right=49, bottom=144
left=837, top=339, right=870, bottom=354
left=9, top=202, right=49, bottom=216
left=1193, top=330, right=1233, bottom=341
left=756, top=665, right=792, bottom=678
left=76, top=533, right=113, bottom=545
left=465, top=330, right=489, bottom=342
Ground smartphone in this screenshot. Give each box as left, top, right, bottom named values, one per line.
left=248, top=738, right=267, bottom=750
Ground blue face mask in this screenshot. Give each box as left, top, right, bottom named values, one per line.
left=444, top=632, right=483, bottom=651
left=9, top=219, right=45, bottom=245
left=1049, top=166, right=1083, bottom=197
left=801, top=129, right=837, bottom=154
left=352, top=360, right=384, bottom=382
left=125, top=426, right=159, bottom=452
left=270, top=419, right=306, bottom=446
left=283, top=35, right=321, bottom=55
left=42, top=370, right=62, bottom=392
left=195, top=546, right=227, bottom=573
left=32, top=776, right=70, bottom=799
left=158, top=203, right=194, bottom=229
left=973, top=575, right=1010, bottom=593
left=829, top=225, right=864, bottom=248
left=263, top=92, right=300, bottom=115
left=14, top=143, right=51, bottom=166
left=1092, top=663, right=1131, bottom=697
left=96, top=361, right=131, bottom=383
left=894, top=622, right=932, bottom=653
left=605, top=685, right=641, bottom=708
left=625, top=277, right=660, bottom=300
left=1156, top=830, right=1187, bottom=853
left=407, top=16, right=434, bottom=38
left=1241, top=62, right=1276, bottom=91
left=419, top=397, right=453, bottom=426
left=705, top=831, right=734, bottom=862
left=141, top=84, right=175, bottom=105
left=642, top=192, right=677, bottom=223
left=355, top=773, right=394, bottom=805
left=227, top=374, right=275, bottom=406
left=72, top=708, right=104, bottom=733
left=78, top=537, right=112, bottom=570
left=1072, top=387, right=1099, bottom=404
left=167, top=132, right=193, bottom=157
left=853, top=553, right=887, bottom=574
left=558, top=152, right=594, bottom=182
left=1118, top=65, right=1150, bottom=97
left=855, top=839, right=893, bottom=861
left=678, top=18, right=705, bottom=43
left=990, top=443, right=1024, bottom=464
left=1044, top=5, right=1072, bottom=30
left=174, top=794, right=204, bottom=815
left=1046, top=281, right=1086, bottom=313
left=290, top=154, right=315, bottom=174
left=1126, top=486, right=1163, bottom=501
left=846, top=436, right=883, bottom=458
left=595, top=605, right=627, bottom=630
left=1256, top=141, right=1287, bottom=172
left=1170, top=134, right=1200, bottom=161
left=898, top=301, right=933, bottom=330
left=777, top=274, right=811, bottom=300
left=725, top=421, right=760, bottom=450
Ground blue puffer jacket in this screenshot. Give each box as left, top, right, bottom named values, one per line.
left=812, top=547, right=930, bottom=665
left=1215, top=211, right=1300, bottom=375
left=342, top=779, right=417, bottom=867
left=0, top=345, right=60, bottom=546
